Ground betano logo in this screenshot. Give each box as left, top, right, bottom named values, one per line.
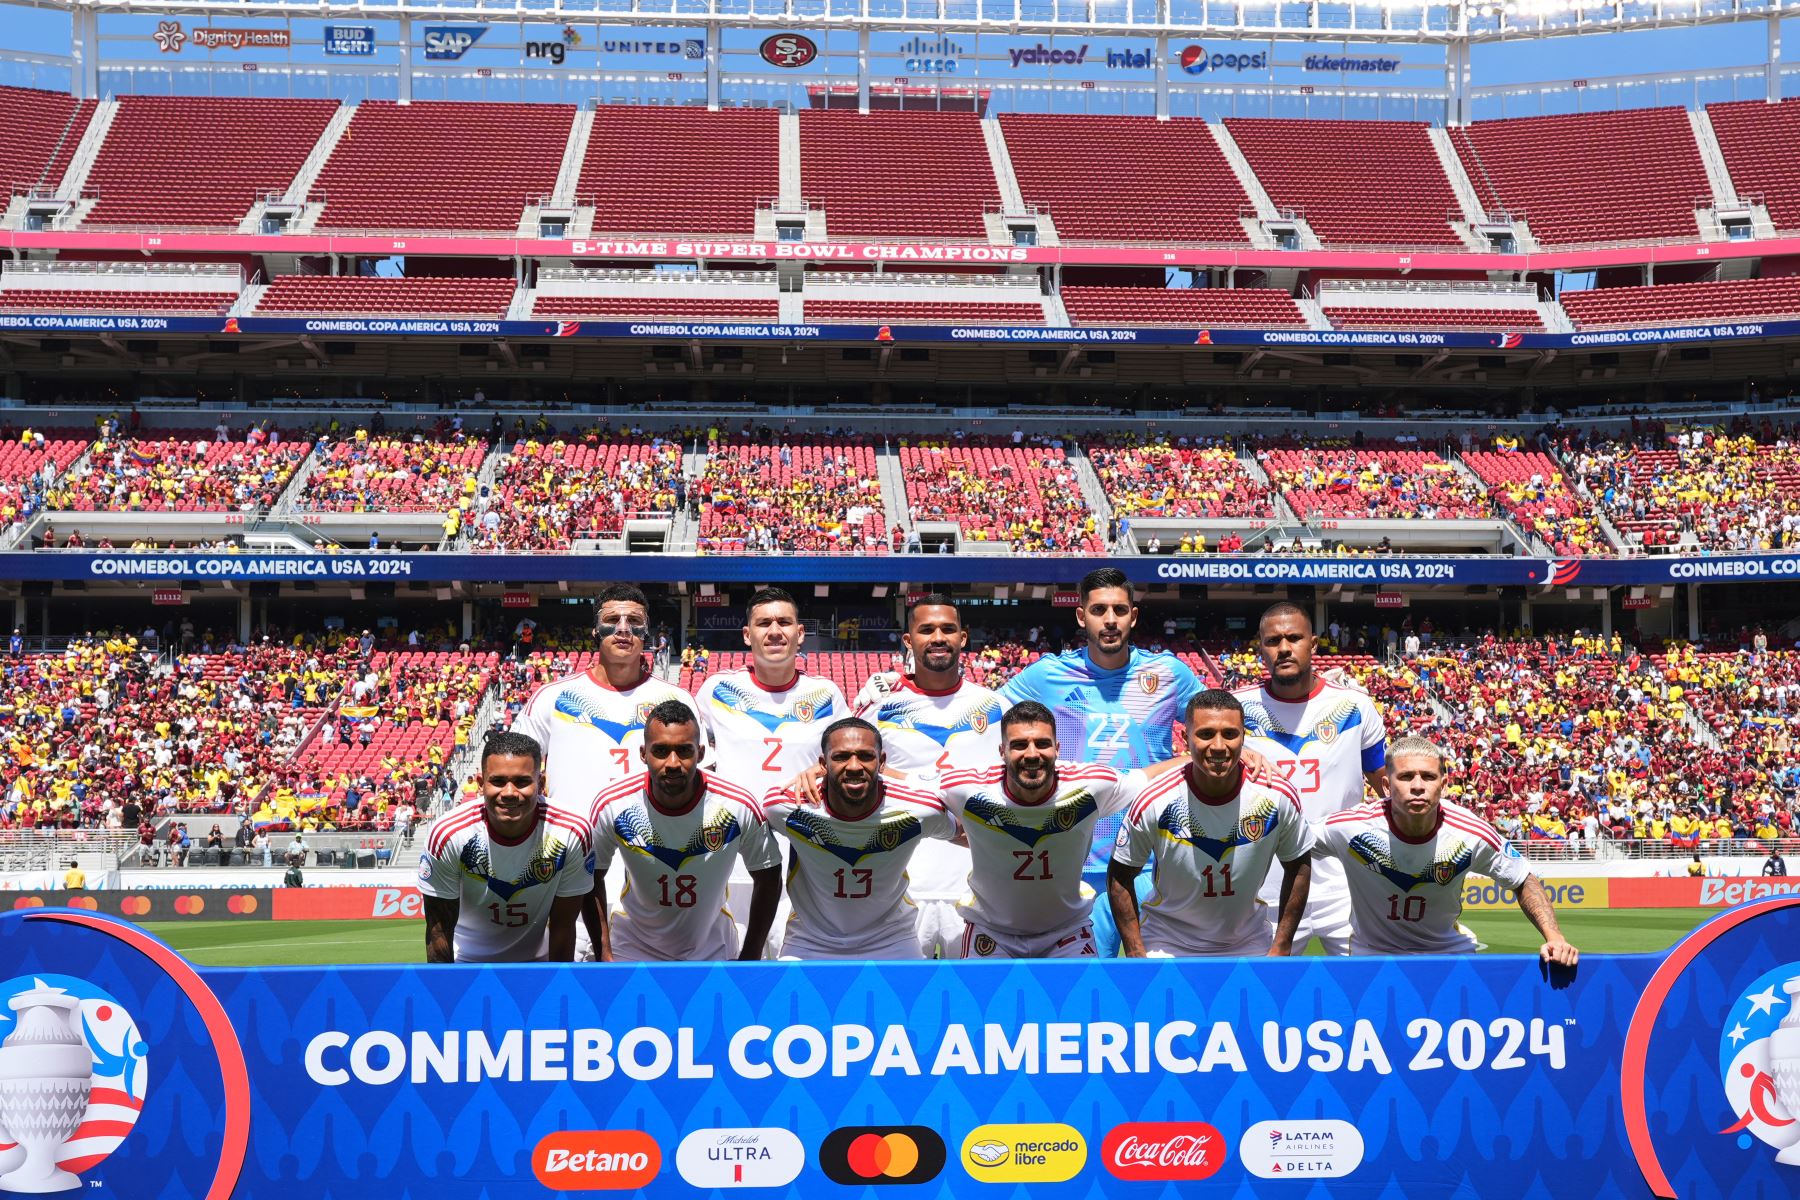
left=819, top=1126, right=946, bottom=1185
left=961, top=1123, right=1085, bottom=1183
left=531, top=1131, right=660, bottom=1190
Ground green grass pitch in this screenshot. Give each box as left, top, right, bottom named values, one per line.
left=137, top=908, right=1713, bottom=967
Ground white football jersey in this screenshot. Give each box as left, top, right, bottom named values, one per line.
left=762, top=780, right=958, bottom=958
left=853, top=674, right=1002, bottom=902
left=694, top=668, right=849, bottom=798
left=589, top=769, right=780, bottom=961
left=512, top=666, right=693, bottom=805
left=1316, top=799, right=1530, bottom=955
left=939, top=763, right=1138, bottom=938
left=416, top=800, right=595, bottom=963
left=1113, top=765, right=1315, bottom=955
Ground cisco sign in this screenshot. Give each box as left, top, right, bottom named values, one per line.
left=422, top=25, right=485, bottom=60
left=1178, top=43, right=1268, bottom=74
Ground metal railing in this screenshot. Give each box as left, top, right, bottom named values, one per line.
left=1507, top=837, right=1800, bottom=863
left=537, top=266, right=777, bottom=286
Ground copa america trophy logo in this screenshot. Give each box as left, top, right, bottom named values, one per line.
left=1720, top=966, right=1800, bottom=1169
left=1772, top=978, right=1800, bottom=1165
left=0, top=982, right=91, bottom=1193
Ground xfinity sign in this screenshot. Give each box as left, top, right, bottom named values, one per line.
left=423, top=25, right=485, bottom=59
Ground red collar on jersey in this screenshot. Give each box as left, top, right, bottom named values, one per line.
left=1384, top=799, right=1444, bottom=844
left=746, top=667, right=803, bottom=693
left=1002, top=768, right=1058, bottom=807
left=585, top=664, right=650, bottom=692
left=484, top=801, right=544, bottom=846
left=645, top=770, right=708, bottom=818
left=901, top=675, right=961, bottom=697
left=1264, top=676, right=1327, bottom=702
left=824, top=782, right=883, bottom=823
left=1184, top=762, right=1244, bottom=806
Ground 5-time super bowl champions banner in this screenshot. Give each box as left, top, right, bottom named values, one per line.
left=0, top=900, right=1797, bottom=1198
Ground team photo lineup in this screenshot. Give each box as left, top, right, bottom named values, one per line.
left=421, top=573, right=1579, bottom=968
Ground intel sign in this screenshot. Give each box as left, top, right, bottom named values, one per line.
left=1177, top=44, right=1268, bottom=74
left=422, top=25, right=485, bottom=60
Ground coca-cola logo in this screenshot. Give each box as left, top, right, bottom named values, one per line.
left=1101, top=1122, right=1225, bottom=1181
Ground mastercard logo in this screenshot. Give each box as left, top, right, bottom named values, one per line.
left=819, top=1126, right=946, bottom=1186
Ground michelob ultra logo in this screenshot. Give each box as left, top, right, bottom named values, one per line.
left=961, top=1123, right=1086, bottom=1182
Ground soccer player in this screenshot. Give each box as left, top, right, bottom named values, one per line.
left=1315, top=735, right=1579, bottom=963
left=418, top=731, right=594, bottom=964
left=512, top=583, right=690, bottom=807
left=694, top=587, right=848, bottom=953
left=939, top=701, right=1141, bottom=958
left=588, top=700, right=781, bottom=962
left=1108, top=690, right=1313, bottom=957
left=852, top=594, right=1002, bottom=957
left=1233, top=601, right=1389, bottom=957
left=762, top=718, right=958, bottom=960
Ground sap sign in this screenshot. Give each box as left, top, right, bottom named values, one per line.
left=1178, top=43, right=1268, bottom=74
left=323, top=25, right=375, bottom=56
left=422, top=25, right=486, bottom=60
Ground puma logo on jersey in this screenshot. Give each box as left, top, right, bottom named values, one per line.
left=780, top=809, right=924, bottom=865
left=1155, top=795, right=1281, bottom=862
left=612, top=807, right=744, bottom=871
left=552, top=693, right=641, bottom=742
left=962, top=790, right=1098, bottom=847
left=1346, top=832, right=1475, bottom=893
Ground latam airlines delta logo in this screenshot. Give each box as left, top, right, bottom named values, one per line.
left=0, top=976, right=147, bottom=1194
left=1718, top=965, right=1800, bottom=1167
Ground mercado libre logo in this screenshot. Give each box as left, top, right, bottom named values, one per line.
left=0, top=974, right=147, bottom=1194
left=1718, top=962, right=1800, bottom=1168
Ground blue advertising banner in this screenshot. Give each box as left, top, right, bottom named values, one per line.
left=0, top=311, right=1794, bottom=350
left=1, top=901, right=1797, bottom=1197
left=12, top=550, right=1800, bottom=588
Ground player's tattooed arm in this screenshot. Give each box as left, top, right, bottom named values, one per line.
left=1517, top=875, right=1579, bottom=967
left=547, top=894, right=584, bottom=963
left=1106, top=861, right=1149, bottom=958
left=423, top=895, right=458, bottom=964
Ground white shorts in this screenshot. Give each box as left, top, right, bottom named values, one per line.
left=962, top=917, right=1097, bottom=960
left=779, top=926, right=923, bottom=961
left=1142, top=916, right=1273, bottom=958
left=609, top=908, right=739, bottom=963
left=1262, top=854, right=1352, bottom=957
left=1349, top=922, right=1482, bottom=956
left=913, top=899, right=967, bottom=960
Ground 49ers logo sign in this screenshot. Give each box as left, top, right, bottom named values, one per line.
left=760, top=33, right=817, bottom=66
left=1101, top=1121, right=1226, bottom=1181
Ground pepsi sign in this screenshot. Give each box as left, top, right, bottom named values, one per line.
left=422, top=25, right=485, bottom=60
left=1178, top=43, right=1267, bottom=74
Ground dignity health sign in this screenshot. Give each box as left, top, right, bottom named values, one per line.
left=0, top=902, right=1795, bottom=1197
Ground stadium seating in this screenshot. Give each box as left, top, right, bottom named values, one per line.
left=1566, top=433, right=1800, bottom=553
left=1256, top=440, right=1492, bottom=521
left=81, top=96, right=340, bottom=229
left=0, top=289, right=236, bottom=313
left=1085, top=437, right=1277, bottom=520
left=899, top=437, right=1101, bottom=553
left=1463, top=444, right=1611, bottom=555
left=1324, top=306, right=1545, bottom=330
left=582, top=105, right=779, bottom=235
left=0, top=84, right=93, bottom=198
left=676, top=650, right=895, bottom=700
left=1706, top=99, right=1800, bottom=230
left=468, top=434, right=686, bottom=551
left=531, top=296, right=779, bottom=320
left=46, top=431, right=310, bottom=513
left=695, top=438, right=887, bottom=553
left=803, top=300, right=1045, bottom=324
left=1448, top=108, right=1710, bottom=246
left=297, top=434, right=488, bottom=514
left=313, top=101, right=575, bottom=232
left=1560, top=277, right=1800, bottom=328
left=1060, top=287, right=1307, bottom=327
left=257, top=276, right=516, bottom=316
left=997, top=114, right=1251, bottom=244
left=0, top=429, right=86, bottom=532
left=1222, top=119, right=1464, bottom=247
left=798, top=110, right=995, bottom=239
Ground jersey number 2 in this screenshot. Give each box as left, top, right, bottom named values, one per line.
left=762, top=738, right=784, bottom=772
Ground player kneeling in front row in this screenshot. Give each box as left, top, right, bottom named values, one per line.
left=588, top=700, right=782, bottom=962
left=1108, top=690, right=1313, bottom=957
left=1315, top=735, right=1579, bottom=964
left=419, top=731, right=594, bottom=964
left=941, top=701, right=1144, bottom=959
left=763, top=718, right=958, bottom=960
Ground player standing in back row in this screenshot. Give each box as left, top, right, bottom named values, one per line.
left=1232, top=602, right=1389, bottom=956
left=997, top=568, right=1202, bottom=956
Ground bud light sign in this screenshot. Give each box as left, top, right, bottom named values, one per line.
left=423, top=25, right=485, bottom=60
left=323, top=25, right=375, bottom=55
